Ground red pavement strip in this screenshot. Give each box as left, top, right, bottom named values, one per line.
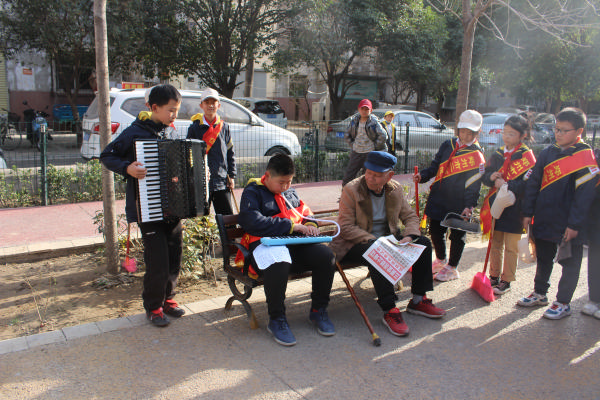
left=0, top=174, right=418, bottom=251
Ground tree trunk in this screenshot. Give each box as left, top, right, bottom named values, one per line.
left=94, top=0, right=119, bottom=275
left=455, top=14, right=477, bottom=123
left=244, top=54, right=254, bottom=97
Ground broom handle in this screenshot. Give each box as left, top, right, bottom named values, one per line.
left=482, top=219, right=496, bottom=274
left=230, top=187, right=240, bottom=214
left=125, top=223, right=131, bottom=259
left=336, top=262, right=381, bottom=346
left=414, top=166, right=420, bottom=218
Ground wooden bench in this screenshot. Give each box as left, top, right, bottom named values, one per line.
left=215, top=209, right=362, bottom=329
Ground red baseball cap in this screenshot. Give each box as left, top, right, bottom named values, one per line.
left=358, top=99, right=372, bottom=110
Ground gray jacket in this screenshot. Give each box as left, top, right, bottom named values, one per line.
left=345, top=114, right=388, bottom=151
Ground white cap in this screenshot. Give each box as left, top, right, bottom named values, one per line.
left=200, top=88, right=220, bottom=102
left=457, top=109, right=483, bottom=132
left=144, top=88, right=152, bottom=103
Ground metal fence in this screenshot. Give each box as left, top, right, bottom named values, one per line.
left=2, top=118, right=575, bottom=208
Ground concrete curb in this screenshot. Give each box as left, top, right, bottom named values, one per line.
left=0, top=236, right=105, bottom=263
left=0, top=293, right=225, bottom=355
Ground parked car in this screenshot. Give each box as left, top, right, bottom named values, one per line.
left=392, top=110, right=454, bottom=150
left=587, top=114, right=600, bottom=130
left=324, top=109, right=448, bottom=152
left=233, top=97, right=288, bottom=128
left=0, top=147, right=7, bottom=169
left=81, top=89, right=301, bottom=160
left=480, top=112, right=556, bottom=148
left=479, top=113, right=511, bottom=148
left=531, top=113, right=556, bottom=144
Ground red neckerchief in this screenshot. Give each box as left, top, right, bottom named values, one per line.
left=500, top=144, right=522, bottom=180
left=448, top=140, right=467, bottom=162
left=202, top=115, right=223, bottom=152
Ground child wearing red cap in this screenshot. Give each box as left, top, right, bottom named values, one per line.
left=341, top=99, right=388, bottom=186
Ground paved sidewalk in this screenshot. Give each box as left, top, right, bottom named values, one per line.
left=1, top=249, right=599, bottom=399
left=0, top=175, right=415, bottom=262
left=1, top=175, right=599, bottom=398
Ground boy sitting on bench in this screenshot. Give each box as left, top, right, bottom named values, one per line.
left=237, top=153, right=336, bottom=346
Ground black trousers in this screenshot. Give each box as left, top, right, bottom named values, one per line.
left=139, top=219, right=183, bottom=312
left=254, top=243, right=336, bottom=319
left=340, top=236, right=434, bottom=312
left=342, top=151, right=369, bottom=186
left=428, top=218, right=466, bottom=267
left=210, top=189, right=234, bottom=215
left=534, top=238, right=584, bottom=304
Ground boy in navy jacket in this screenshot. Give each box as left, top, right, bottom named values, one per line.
left=237, top=154, right=336, bottom=346
left=187, top=88, right=236, bottom=215
left=100, top=84, right=185, bottom=327
left=518, top=108, right=599, bottom=319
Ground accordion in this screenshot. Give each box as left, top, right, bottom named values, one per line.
left=134, top=139, right=209, bottom=223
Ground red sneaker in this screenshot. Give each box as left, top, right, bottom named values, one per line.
left=406, top=297, right=446, bottom=319
left=163, top=299, right=185, bottom=318
left=382, top=307, right=409, bottom=336
left=146, top=308, right=170, bottom=327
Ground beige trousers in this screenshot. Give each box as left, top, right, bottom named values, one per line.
left=489, top=231, right=521, bottom=282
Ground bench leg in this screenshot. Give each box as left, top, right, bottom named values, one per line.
left=225, top=275, right=259, bottom=329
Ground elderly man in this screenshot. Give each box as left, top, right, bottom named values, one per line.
left=330, top=151, right=445, bottom=337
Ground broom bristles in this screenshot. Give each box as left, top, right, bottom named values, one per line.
left=471, top=272, right=495, bottom=302
left=122, top=257, right=137, bottom=273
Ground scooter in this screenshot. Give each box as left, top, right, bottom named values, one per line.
left=23, top=101, right=50, bottom=151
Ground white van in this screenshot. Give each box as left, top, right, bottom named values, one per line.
left=80, top=89, right=301, bottom=160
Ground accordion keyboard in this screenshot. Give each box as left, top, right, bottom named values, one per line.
left=135, top=140, right=163, bottom=222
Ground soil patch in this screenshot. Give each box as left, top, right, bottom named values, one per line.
left=0, top=252, right=231, bottom=341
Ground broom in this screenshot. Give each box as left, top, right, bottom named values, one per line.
left=122, top=223, right=137, bottom=273
left=414, top=166, right=420, bottom=218
left=471, top=219, right=495, bottom=302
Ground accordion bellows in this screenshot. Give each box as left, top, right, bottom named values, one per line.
left=135, top=139, right=209, bottom=223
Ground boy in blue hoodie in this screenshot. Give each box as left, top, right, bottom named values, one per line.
left=100, top=84, right=185, bottom=327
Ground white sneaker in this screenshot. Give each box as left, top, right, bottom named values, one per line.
left=516, top=292, right=549, bottom=307
left=582, top=302, right=600, bottom=316
left=435, top=265, right=459, bottom=282
left=432, top=258, right=448, bottom=274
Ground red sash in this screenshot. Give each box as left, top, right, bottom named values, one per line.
left=481, top=148, right=536, bottom=236
left=234, top=177, right=312, bottom=277
left=201, top=115, right=223, bottom=152
left=540, top=148, right=597, bottom=191
left=434, top=144, right=485, bottom=183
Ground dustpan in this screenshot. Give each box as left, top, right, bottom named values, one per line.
left=122, top=223, right=137, bottom=273
left=440, top=212, right=481, bottom=233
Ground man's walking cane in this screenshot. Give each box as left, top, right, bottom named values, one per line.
left=336, top=262, right=381, bottom=346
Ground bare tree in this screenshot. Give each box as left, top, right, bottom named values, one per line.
left=428, top=0, right=599, bottom=120
left=94, top=0, right=119, bottom=274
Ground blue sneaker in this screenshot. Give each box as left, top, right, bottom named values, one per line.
left=543, top=301, right=572, bottom=320
left=309, top=308, right=336, bottom=336
left=267, top=316, right=297, bottom=346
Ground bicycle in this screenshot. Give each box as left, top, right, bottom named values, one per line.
left=301, top=121, right=317, bottom=151
left=0, top=109, right=23, bottom=151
